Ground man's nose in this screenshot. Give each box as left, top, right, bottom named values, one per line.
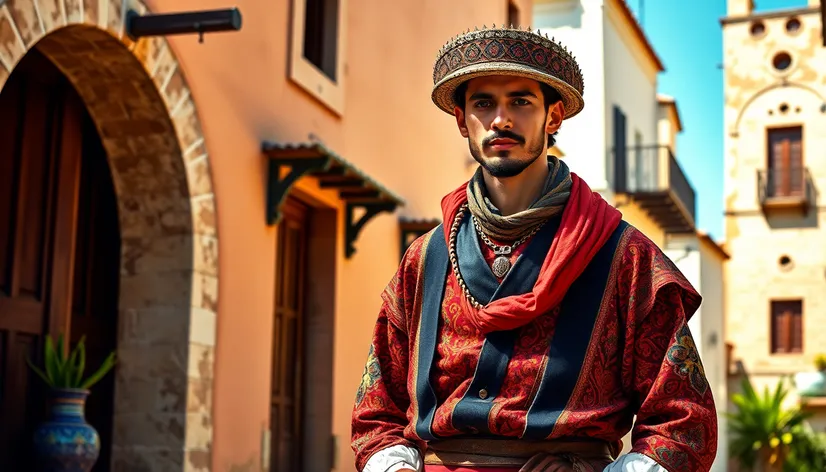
left=491, top=106, right=513, bottom=130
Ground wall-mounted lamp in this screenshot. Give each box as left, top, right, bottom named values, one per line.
left=125, top=7, right=242, bottom=43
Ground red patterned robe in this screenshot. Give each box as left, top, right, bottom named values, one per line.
left=351, top=177, right=717, bottom=472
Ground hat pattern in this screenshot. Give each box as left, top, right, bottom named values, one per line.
left=433, top=27, right=584, bottom=97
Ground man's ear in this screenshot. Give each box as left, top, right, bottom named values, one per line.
left=545, top=101, right=565, bottom=134
left=455, top=106, right=469, bottom=138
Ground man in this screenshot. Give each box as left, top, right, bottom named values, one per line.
left=351, top=26, right=717, bottom=472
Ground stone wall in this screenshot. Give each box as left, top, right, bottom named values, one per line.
left=722, top=5, right=826, bottom=406
left=0, top=1, right=218, bottom=470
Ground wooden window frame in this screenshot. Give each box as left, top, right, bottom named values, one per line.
left=765, top=125, right=804, bottom=199
left=289, top=0, right=347, bottom=115
left=612, top=105, right=628, bottom=194
left=769, top=298, right=803, bottom=355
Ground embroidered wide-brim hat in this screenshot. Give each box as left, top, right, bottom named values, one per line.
left=432, top=25, right=585, bottom=119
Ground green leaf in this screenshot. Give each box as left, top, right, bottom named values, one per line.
left=56, top=333, right=65, bottom=363
left=80, top=352, right=116, bottom=390
left=727, top=376, right=812, bottom=468
left=65, top=343, right=81, bottom=388
left=74, top=338, right=86, bottom=388
left=26, top=355, right=52, bottom=387
left=44, top=336, right=59, bottom=386
left=55, top=334, right=69, bottom=387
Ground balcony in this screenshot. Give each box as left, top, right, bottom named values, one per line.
left=612, top=145, right=697, bottom=233
left=757, top=167, right=814, bottom=214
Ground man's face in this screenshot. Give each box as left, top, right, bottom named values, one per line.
left=454, top=76, right=563, bottom=178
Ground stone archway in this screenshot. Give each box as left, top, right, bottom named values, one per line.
left=729, top=82, right=826, bottom=135
left=0, top=2, right=218, bottom=471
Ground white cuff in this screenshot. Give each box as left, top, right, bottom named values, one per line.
left=363, top=444, right=422, bottom=472
left=603, top=452, right=668, bottom=472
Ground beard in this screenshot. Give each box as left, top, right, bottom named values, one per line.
left=469, top=126, right=547, bottom=178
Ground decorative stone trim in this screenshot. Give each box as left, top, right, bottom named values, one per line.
left=0, top=1, right=217, bottom=471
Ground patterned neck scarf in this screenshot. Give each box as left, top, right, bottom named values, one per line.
left=466, top=156, right=572, bottom=241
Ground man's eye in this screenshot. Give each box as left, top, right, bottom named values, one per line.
left=474, top=100, right=492, bottom=108
left=514, top=98, right=530, bottom=106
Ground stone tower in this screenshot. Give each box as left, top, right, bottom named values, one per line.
left=722, top=0, right=826, bottom=429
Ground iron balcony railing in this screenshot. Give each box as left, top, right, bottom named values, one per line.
left=757, top=166, right=813, bottom=206
left=612, top=145, right=697, bottom=232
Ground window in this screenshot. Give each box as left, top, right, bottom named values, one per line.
left=612, top=105, right=627, bottom=193
left=772, top=52, right=793, bottom=71
left=303, top=0, right=339, bottom=80
left=767, top=126, right=803, bottom=198
left=750, top=21, right=766, bottom=38
left=508, top=1, right=520, bottom=27
left=289, top=0, right=346, bottom=114
left=785, top=17, right=801, bottom=34
left=771, top=300, right=803, bottom=354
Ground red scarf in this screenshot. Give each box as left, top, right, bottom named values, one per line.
left=440, top=173, right=622, bottom=334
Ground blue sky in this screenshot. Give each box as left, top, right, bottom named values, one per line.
left=624, top=0, right=810, bottom=241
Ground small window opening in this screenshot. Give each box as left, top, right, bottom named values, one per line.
left=303, top=0, right=340, bottom=81
left=786, top=18, right=801, bottom=34
left=750, top=21, right=766, bottom=37
left=773, top=52, right=792, bottom=71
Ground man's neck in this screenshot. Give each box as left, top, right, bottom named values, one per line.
left=483, top=157, right=550, bottom=216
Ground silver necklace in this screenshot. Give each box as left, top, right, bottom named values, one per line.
left=449, top=205, right=483, bottom=309
left=471, top=214, right=544, bottom=278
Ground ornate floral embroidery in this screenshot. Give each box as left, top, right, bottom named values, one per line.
left=655, top=446, right=690, bottom=469
left=352, top=226, right=717, bottom=472
left=351, top=431, right=374, bottom=453
left=675, top=425, right=707, bottom=453
left=355, top=344, right=382, bottom=406
left=666, top=323, right=708, bottom=396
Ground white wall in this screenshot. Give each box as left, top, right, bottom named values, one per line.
left=665, top=234, right=729, bottom=472
left=533, top=0, right=662, bottom=197
left=603, top=8, right=659, bottom=194
left=657, top=103, right=677, bottom=151
left=532, top=0, right=610, bottom=193
left=700, top=240, right=728, bottom=472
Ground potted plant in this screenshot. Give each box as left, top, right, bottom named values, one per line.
left=727, top=376, right=810, bottom=472
left=26, top=334, right=116, bottom=472
left=795, top=354, right=826, bottom=397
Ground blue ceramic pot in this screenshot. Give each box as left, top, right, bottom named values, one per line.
left=32, top=388, right=101, bottom=472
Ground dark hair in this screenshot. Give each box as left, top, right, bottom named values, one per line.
left=452, top=80, right=562, bottom=147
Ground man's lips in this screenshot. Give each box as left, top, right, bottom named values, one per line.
left=488, top=138, right=520, bottom=149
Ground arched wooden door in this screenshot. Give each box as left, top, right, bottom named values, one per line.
left=0, top=49, right=120, bottom=471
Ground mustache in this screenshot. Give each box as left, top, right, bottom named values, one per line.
left=482, top=130, right=525, bottom=146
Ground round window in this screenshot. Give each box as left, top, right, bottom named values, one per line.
left=751, top=21, right=766, bottom=37
left=773, top=52, right=792, bottom=71
left=786, top=18, right=801, bottom=34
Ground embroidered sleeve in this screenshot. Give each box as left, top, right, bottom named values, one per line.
left=351, top=238, right=424, bottom=471
left=618, top=231, right=717, bottom=472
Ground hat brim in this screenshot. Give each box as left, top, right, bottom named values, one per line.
left=431, top=62, right=584, bottom=119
